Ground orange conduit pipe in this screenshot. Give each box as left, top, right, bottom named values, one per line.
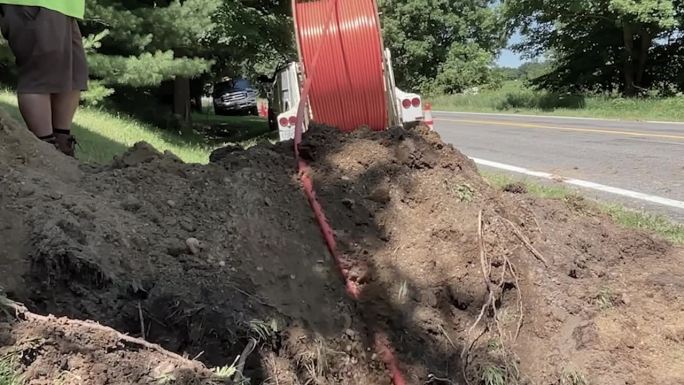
left=294, top=0, right=388, bottom=131
left=291, top=1, right=407, bottom=384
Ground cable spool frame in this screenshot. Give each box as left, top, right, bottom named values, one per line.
left=292, top=0, right=393, bottom=131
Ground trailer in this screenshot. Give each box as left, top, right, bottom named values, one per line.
left=264, top=0, right=424, bottom=141
left=267, top=57, right=423, bottom=141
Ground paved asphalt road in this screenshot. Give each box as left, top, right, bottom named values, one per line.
left=432, top=111, right=684, bottom=222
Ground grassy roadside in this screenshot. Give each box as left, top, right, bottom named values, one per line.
left=0, top=358, right=21, bottom=385
left=484, top=172, right=684, bottom=244
left=191, top=112, right=275, bottom=148
left=429, top=82, right=684, bottom=122
left=0, top=91, right=270, bottom=164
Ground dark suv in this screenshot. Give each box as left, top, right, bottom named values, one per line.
left=212, top=79, right=258, bottom=116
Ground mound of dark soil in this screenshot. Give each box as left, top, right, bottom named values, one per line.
left=1, top=110, right=682, bottom=385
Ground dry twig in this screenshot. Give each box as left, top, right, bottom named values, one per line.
left=503, top=218, right=548, bottom=266
left=506, top=259, right=524, bottom=341
left=6, top=300, right=204, bottom=368
left=437, top=324, right=456, bottom=350
left=138, top=301, right=146, bottom=340
left=461, top=210, right=493, bottom=385
left=226, top=282, right=276, bottom=309
left=235, top=338, right=257, bottom=382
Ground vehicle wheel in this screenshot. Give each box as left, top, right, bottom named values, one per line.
left=249, top=106, right=259, bottom=116
left=214, top=108, right=226, bottom=116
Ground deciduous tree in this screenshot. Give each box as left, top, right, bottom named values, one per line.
left=506, top=0, right=684, bottom=95
left=379, top=0, right=506, bottom=94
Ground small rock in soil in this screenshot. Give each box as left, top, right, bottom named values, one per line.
left=166, top=241, right=186, bottom=257
left=551, top=306, right=567, bottom=322
left=185, top=237, right=202, bottom=255
left=180, top=217, right=195, bottom=232
left=50, top=191, right=63, bottom=200
left=395, top=139, right=416, bottom=164
left=19, top=185, right=34, bottom=197
left=342, top=198, right=355, bottom=208
left=122, top=195, right=142, bottom=212
left=572, top=322, right=599, bottom=350
left=367, top=185, right=391, bottom=203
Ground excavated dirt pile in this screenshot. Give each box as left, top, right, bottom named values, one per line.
left=0, top=110, right=683, bottom=385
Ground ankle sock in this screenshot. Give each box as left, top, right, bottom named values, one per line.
left=38, top=134, right=56, bottom=144
left=54, top=128, right=71, bottom=135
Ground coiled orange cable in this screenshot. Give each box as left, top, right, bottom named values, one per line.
left=291, top=1, right=407, bottom=384
left=294, top=0, right=388, bottom=131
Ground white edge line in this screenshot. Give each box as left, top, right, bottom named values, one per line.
left=433, top=110, right=684, bottom=126
left=472, top=157, right=684, bottom=210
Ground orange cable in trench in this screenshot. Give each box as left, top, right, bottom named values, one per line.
left=291, top=1, right=407, bottom=384
left=294, top=0, right=388, bottom=131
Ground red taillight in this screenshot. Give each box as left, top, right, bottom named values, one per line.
left=402, top=99, right=411, bottom=109
left=289, top=116, right=297, bottom=126
left=279, top=117, right=288, bottom=127
left=412, top=97, right=421, bottom=107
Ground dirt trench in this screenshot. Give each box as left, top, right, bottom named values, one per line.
left=0, top=110, right=683, bottom=385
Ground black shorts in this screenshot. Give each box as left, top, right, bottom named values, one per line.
left=0, top=5, right=88, bottom=94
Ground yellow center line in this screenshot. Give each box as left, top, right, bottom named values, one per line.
left=436, top=118, right=684, bottom=141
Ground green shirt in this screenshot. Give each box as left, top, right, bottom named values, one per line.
left=0, top=0, right=85, bottom=19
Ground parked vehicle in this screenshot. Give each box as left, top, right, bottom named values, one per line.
left=212, top=78, right=258, bottom=116
left=260, top=63, right=302, bottom=135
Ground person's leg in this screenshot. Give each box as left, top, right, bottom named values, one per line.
left=53, top=15, right=87, bottom=157
left=51, top=91, right=80, bottom=156
left=17, top=93, right=53, bottom=139
left=51, top=91, right=80, bottom=130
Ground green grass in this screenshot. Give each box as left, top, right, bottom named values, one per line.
left=560, top=369, right=588, bottom=385
left=429, top=81, right=684, bottom=122
left=0, top=91, right=272, bottom=164
left=481, top=365, right=507, bottom=385
left=191, top=112, right=274, bottom=146
left=0, top=358, right=21, bottom=385
left=602, top=204, right=684, bottom=244
left=444, top=181, right=476, bottom=202
left=595, top=288, right=616, bottom=310
left=483, top=171, right=571, bottom=199
left=484, top=172, right=684, bottom=244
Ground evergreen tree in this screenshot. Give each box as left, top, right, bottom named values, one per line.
left=81, top=0, right=219, bottom=118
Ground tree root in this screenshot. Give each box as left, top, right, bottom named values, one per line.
left=460, top=210, right=526, bottom=385
left=502, top=217, right=548, bottom=267
left=3, top=300, right=208, bottom=370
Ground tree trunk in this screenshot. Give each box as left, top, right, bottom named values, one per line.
left=173, top=76, right=191, bottom=123
left=635, top=27, right=651, bottom=87
left=622, top=24, right=636, bottom=97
